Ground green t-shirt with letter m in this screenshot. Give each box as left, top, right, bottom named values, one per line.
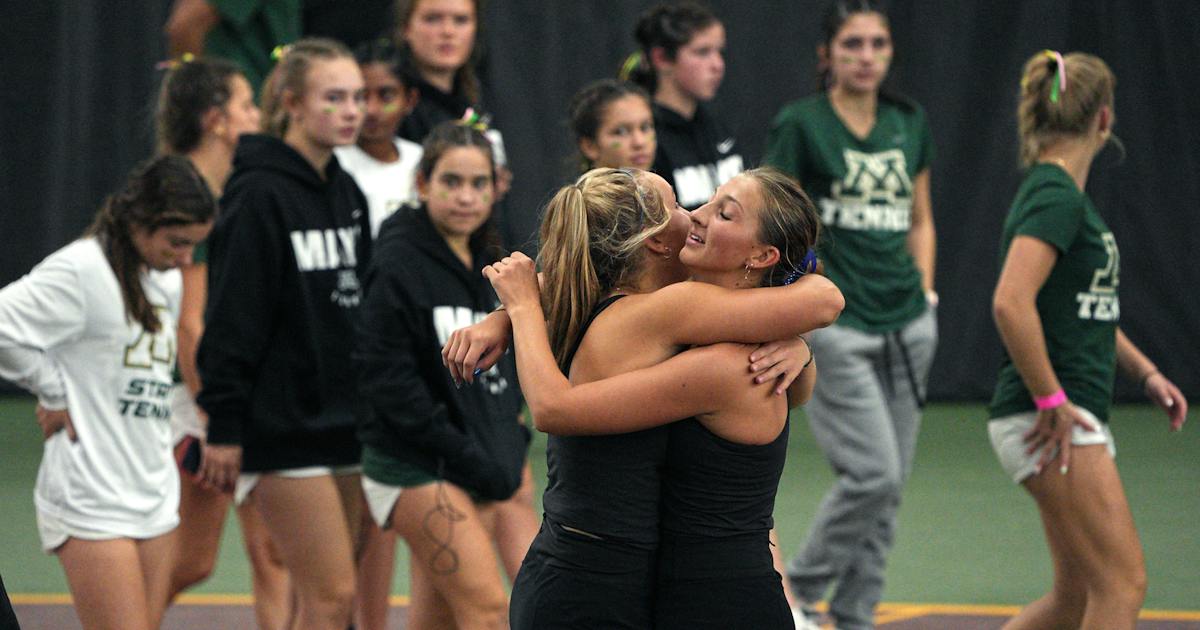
left=988, top=164, right=1120, bottom=422
left=766, top=93, right=934, bottom=333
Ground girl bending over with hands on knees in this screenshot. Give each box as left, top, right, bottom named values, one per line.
left=196, top=37, right=369, bottom=630
left=0, top=155, right=215, bottom=630
left=988, top=50, right=1186, bottom=630
left=445, top=167, right=842, bottom=628
left=354, top=121, right=531, bottom=630
left=484, top=167, right=837, bottom=629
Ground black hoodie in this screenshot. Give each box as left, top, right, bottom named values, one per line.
left=651, top=102, right=745, bottom=210
left=199, top=134, right=371, bottom=472
left=355, top=205, right=528, bottom=501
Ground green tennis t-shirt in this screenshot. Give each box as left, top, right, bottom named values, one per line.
left=206, top=0, right=301, bottom=95
left=766, top=93, right=933, bottom=333
left=988, top=164, right=1120, bottom=422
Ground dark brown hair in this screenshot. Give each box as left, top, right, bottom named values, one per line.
left=625, top=1, right=719, bottom=93
left=156, top=56, right=243, bottom=154
left=85, top=155, right=217, bottom=332
left=418, top=120, right=503, bottom=257
left=568, top=79, right=653, bottom=172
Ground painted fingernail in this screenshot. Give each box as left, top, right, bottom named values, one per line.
left=474, top=368, right=483, bottom=376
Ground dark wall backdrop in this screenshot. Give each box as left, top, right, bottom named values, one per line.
left=3, top=1, right=1198, bottom=402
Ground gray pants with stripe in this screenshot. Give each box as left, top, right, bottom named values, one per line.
left=787, top=305, right=937, bottom=630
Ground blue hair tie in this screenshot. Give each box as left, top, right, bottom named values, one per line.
left=783, top=249, right=819, bottom=285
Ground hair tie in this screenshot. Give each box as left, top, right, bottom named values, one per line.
left=458, top=107, right=490, bottom=132
left=154, top=52, right=195, bottom=71
left=618, top=51, right=643, bottom=81
left=271, top=44, right=293, bottom=61
left=783, top=249, right=819, bottom=285
left=1041, top=49, right=1066, bottom=103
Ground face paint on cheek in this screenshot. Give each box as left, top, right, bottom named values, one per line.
left=481, top=193, right=491, bottom=204
left=323, top=106, right=336, bottom=115
left=610, top=141, right=623, bottom=149
left=438, top=191, right=449, bottom=200
left=837, top=55, right=856, bottom=65
left=381, top=102, right=400, bottom=114
left=874, top=53, right=891, bottom=63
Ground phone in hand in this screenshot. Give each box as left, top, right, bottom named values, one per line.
left=176, top=436, right=202, bottom=475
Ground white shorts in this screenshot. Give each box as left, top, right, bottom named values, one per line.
left=35, top=506, right=176, bottom=553
left=988, top=408, right=1116, bottom=483
left=169, top=384, right=205, bottom=444
left=234, top=465, right=362, bottom=506
left=361, top=476, right=404, bottom=530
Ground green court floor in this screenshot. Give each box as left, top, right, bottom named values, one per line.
left=1, top=395, right=1196, bottom=609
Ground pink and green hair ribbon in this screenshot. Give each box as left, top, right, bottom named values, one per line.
left=1042, top=50, right=1066, bottom=103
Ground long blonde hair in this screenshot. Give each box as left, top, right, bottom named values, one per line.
left=260, top=38, right=354, bottom=137
left=537, top=168, right=668, bottom=369
left=1017, top=51, right=1115, bottom=167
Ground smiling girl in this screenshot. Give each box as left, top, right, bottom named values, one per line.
left=484, top=168, right=836, bottom=629
left=196, top=37, right=370, bottom=630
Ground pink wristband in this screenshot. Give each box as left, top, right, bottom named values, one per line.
left=1034, top=389, right=1067, bottom=410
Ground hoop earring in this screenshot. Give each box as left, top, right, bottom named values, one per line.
left=662, top=246, right=671, bottom=260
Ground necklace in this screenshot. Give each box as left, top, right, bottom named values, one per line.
left=1044, top=156, right=1069, bottom=170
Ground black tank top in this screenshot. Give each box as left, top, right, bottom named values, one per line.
left=541, top=295, right=668, bottom=549
left=660, top=417, right=789, bottom=537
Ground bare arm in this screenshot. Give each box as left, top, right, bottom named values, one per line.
left=640, top=273, right=844, bottom=348
left=992, top=235, right=1097, bottom=474
left=907, top=169, right=936, bottom=297
left=992, top=237, right=1060, bottom=397
left=164, top=0, right=220, bottom=57
left=1115, top=328, right=1187, bottom=430
left=177, top=263, right=206, bottom=400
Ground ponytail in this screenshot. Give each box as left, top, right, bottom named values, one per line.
left=536, top=168, right=667, bottom=369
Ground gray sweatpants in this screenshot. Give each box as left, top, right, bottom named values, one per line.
left=787, top=305, right=937, bottom=630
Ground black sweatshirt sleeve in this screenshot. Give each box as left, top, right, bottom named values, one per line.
left=197, top=184, right=284, bottom=446
left=355, top=262, right=518, bottom=500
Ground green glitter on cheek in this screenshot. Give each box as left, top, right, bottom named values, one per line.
left=323, top=106, right=336, bottom=114
left=482, top=193, right=492, bottom=204
left=837, top=55, right=856, bottom=65
left=438, top=191, right=449, bottom=200
left=610, top=141, right=623, bottom=149
left=382, top=102, right=400, bottom=114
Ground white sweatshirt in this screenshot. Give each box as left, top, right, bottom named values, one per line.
left=335, top=138, right=423, bottom=238
left=0, top=238, right=181, bottom=538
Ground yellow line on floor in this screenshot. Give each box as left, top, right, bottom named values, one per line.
left=10, top=595, right=1197, bottom=620
left=10, top=593, right=412, bottom=607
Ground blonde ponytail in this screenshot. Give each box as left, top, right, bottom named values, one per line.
left=1017, top=51, right=1116, bottom=167
left=536, top=168, right=667, bottom=369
